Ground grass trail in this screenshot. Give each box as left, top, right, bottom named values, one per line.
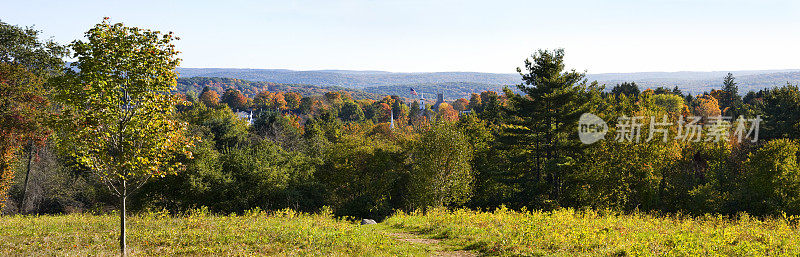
left=381, top=227, right=479, bottom=257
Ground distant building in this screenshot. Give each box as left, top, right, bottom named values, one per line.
left=235, top=109, right=254, bottom=125
left=432, top=93, right=444, bottom=111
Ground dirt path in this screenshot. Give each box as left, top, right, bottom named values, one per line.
left=385, top=232, right=478, bottom=257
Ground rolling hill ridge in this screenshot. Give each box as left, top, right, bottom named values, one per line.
left=176, top=68, right=800, bottom=99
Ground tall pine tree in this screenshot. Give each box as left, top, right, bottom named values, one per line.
left=721, top=72, right=743, bottom=117
left=499, top=49, right=592, bottom=208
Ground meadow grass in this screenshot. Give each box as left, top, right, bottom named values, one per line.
left=2, top=207, right=799, bottom=256
left=0, top=208, right=429, bottom=256
left=383, top=207, right=800, bottom=256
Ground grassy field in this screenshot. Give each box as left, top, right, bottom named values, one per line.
left=1, top=207, right=799, bottom=256
left=384, top=207, right=800, bottom=256
left=0, top=208, right=429, bottom=256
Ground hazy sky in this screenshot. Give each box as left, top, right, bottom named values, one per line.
left=2, top=0, right=798, bottom=73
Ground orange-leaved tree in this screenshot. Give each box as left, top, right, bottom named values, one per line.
left=0, top=20, right=67, bottom=211
left=220, top=88, right=250, bottom=111
left=0, top=63, right=49, bottom=210
left=436, top=102, right=459, bottom=122
left=199, top=86, right=220, bottom=106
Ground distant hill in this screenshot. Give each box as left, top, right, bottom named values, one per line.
left=176, top=68, right=800, bottom=99
left=585, top=70, right=800, bottom=95
left=363, top=82, right=507, bottom=101
left=176, top=68, right=520, bottom=89
left=176, top=77, right=381, bottom=100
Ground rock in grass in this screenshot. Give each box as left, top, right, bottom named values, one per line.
left=360, top=219, right=377, bottom=225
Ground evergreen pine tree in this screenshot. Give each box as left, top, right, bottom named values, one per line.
left=721, top=73, right=743, bottom=117
left=498, top=49, right=591, bottom=208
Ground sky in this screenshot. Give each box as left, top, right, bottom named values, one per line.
left=1, top=0, right=799, bottom=74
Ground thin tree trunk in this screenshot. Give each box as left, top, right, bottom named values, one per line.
left=19, top=141, right=34, bottom=214
left=120, top=183, right=127, bottom=257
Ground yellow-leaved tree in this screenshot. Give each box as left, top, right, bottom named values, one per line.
left=54, top=18, right=193, bottom=256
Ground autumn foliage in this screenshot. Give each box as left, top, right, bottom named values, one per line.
left=452, top=98, right=469, bottom=111
left=436, top=103, right=459, bottom=122
left=254, top=91, right=288, bottom=110
left=220, top=88, right=250, bottom=111
left=199, top=89, right=220, bottom=106
left=0, top=63, right=51, bottom=209
left=692, top=93, right=722, bottom=118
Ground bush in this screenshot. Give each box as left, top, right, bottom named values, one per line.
left=406, top=122, right=473, bottom=210
left=136, top=139, right=319, bottom=213
left=317, top=132, right=407, bottom=219
left=737, top=139, right=800, bottom=215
